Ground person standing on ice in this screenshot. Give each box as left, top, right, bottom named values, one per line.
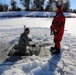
left=50, top=2, right=66, bottom=54
left=18, top=27, right=35, bottom=56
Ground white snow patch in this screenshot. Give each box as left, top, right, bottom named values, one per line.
left=0, top=16, right=76, bottom=75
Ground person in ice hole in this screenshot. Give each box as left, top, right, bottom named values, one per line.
left=18, top=27, right=35, bottom=56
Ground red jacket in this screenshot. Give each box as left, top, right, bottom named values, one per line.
left=51, top=5, right=66, bottom=41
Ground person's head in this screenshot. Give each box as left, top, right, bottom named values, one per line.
left=56, top=4, right=63, bottom=13
left=52, top=1, right=63, bottom=13
left=24, top=27, right=30, bottom=34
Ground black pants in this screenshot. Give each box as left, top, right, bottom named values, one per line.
left=14, top=51, right=26, bottom=56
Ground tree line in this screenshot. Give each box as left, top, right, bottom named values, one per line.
left=0, top=0, right=76, bottom=13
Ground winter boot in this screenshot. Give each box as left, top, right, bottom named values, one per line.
left=52, top=49, right=60, bottom=54
left=50, top=47, right=56, bottom=52
left=51, top=47, right=56, bottom=50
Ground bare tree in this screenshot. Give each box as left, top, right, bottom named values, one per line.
left=11, top=0, right=17, bottom=11
left=20, top=0, right=30, bottom=11
left=3, top=4, right=8, bottom=11
left=45, top=0, right=52, bottom=11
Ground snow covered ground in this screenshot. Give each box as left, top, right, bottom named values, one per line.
left=0, top=13, right=76, bottom=75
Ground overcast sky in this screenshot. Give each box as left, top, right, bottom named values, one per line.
left=0, top=0, right=76, bottom=9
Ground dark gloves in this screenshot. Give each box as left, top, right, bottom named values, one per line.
left=29, top=39, right=32, bottom=41
left=31, top=44, right=36, bottom=47
left=50, top=26, right=53, bottom=35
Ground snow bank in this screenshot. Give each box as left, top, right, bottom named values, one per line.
left=0, top=11, right=76, bottom=18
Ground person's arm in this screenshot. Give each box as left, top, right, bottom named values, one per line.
left=23, top=36, right=36, bottom=47
left=50, top=25, right=53, bottom=35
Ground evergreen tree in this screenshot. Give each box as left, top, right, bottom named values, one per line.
left=63, top=0, right=70, bottom=12
left=33, top=0, right=39, bottom=10
left=73, top=10, right=76, bottom=13
left=33, top=0, right=44, bottom=11
left=0, top=3, right=4, bottom=12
